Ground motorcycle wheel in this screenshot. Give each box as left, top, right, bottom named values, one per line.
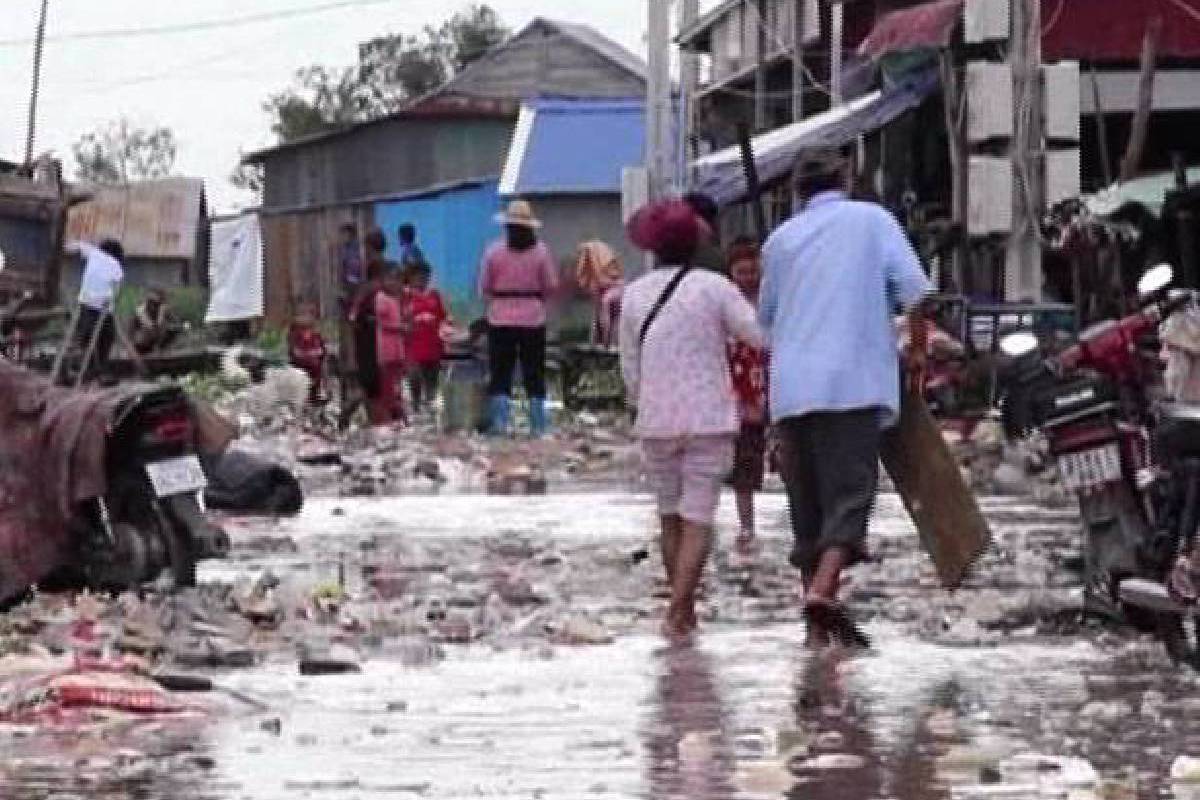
left=154, top=504, right=197, bottom=589
left=89, top=522, right=152, bottom=591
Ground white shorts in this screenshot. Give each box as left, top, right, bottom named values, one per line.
left=641, top=435, right=735, bottom=526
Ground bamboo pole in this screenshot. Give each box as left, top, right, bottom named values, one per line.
left=1118, top=18, right=1163, bottom=184
left=1089, top=65, right=1114, bottom=187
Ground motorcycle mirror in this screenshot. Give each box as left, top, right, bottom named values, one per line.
left=1139, top=263, right=1175, bottom=297
left=1000, top=331, right=1039, bottom=358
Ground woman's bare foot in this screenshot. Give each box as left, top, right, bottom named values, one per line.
left=734, top=531, right=759, bottom=556
left=662, top=603, right=698, bottom=640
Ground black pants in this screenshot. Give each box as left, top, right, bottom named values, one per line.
left=487, top=325, right=546, bottom=399
left=409, top=362, right=442, bottom=410
left=777, top=409, right=882, bottom=577
left=77, top=306, right=115, bottom=374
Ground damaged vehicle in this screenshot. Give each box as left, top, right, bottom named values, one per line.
left=1001, top=264, right=1200, bottom=667
left=0, top=358, right=232, bottom=607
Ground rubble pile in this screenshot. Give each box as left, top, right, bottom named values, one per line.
left=938, top=417, right=1071, bottom=505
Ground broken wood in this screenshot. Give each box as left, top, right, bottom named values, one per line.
left=1118, top=17, right=1163, bottom=183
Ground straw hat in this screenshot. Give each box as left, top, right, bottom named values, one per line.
left=495, top=199, right=543, bottom=229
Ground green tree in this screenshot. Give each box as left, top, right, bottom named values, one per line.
left=263, top=65, right=376, bottom=143
left=73, top=118, right=177, bottom=184
left=440, top=4, right=509, bottom=71
left=258, top=4, right=510, bottom=145
left=229, top=160, right=264, bottom=202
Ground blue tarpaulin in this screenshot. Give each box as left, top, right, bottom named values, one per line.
left=374, top=178, right=501, bottom=318
left=690, top=70, right=940, bottom=206
left=500, top=98, right=645, bottom=196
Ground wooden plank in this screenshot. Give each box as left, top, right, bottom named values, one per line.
left=881, top=384, right=993, bottom=589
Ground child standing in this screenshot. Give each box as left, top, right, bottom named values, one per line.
left=288, top=300, right=327, bottom=404
left=727, top=239, right=769, bottom=557
left=373, top=271, right=410, bottom=426
left=405, top=261, right=450, bottom=414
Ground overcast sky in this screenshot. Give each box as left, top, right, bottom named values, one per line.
left=1, top=0, right=708, bottom=211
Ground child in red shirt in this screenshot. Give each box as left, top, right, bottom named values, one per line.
left=404, top=261, right=450, bottom=414
left=287, top=300, right=327, bottom=404
left=727, top=240, right=769, bottom=557
left=373, top=271, right=410, bottom=426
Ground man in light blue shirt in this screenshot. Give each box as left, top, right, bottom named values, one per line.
left=760, top=147, right=930, bottom=647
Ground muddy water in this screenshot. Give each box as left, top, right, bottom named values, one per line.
left=8, top=491, right=1200, bottom=799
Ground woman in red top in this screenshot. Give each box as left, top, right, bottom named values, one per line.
left=726, top=239, right=769, bottom=557
left=288, top=300, right=327, bottom=404
left=372, top=271, right=409, bottom=426
left=404, top=261, right=449, bottom=414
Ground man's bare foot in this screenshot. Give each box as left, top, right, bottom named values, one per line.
left=805, top=620, right=832, bottom=649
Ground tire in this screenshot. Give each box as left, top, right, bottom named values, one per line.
left=155, top=504, right=198, bottom=589
left=165, top=525, right=198, bottom=588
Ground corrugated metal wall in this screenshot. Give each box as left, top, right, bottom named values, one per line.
left=261, top=118, right=514, bottom=211
left=374, top=180, right=501, bottom=320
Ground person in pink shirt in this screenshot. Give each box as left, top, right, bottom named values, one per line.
left=478, top=200, right=559, bottom=436
left=619, top=199, right=764, bottom=640
left=372, top=271, right=409, bottom=426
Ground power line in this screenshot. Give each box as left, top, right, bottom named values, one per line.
left=0, top=0, right=400, bottom=48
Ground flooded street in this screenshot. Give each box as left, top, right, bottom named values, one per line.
left=6, top=489, right=1195, bottom=800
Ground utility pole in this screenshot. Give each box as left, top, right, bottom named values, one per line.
left=792, top=0, right=806, bottom=122
left=679, top=0, right=700, bottom=168
left=830, top=0, right=845, bottom=106
left=646, top=0, right=674, bottom=199
left=754, top=0, right=768, bottom=131
left=24, top=0, right=50, bottom=167
left=1007, top=0, right=1044, bottom=301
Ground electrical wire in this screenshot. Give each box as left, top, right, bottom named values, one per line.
left=0, top=0, right=401, bottom=48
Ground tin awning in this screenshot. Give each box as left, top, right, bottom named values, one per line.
left=858, top=0, right=964, bottom=60
left=690, top=69, right=939, bottom=206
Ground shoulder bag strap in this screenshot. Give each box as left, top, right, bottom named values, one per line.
left=638, top=267, right=693, bottom=346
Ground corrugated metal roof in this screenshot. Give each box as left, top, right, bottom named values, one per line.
left=690, top=68, right=938, bottom=205
left=858, top=0, right=963, bottom=60
left=548, top=19, right=648, bottom=81
left=499, top=99, right=645, bottom=197
left=242, top=100, right=515, bottom=163
left=246, top=19, right=644, bottom=164
left=65, top=177, right=205, bottom=260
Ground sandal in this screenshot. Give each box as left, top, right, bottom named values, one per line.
left=1167, top=556, right=1200, bottom=606
left=803, top=599, right=871, bottom=650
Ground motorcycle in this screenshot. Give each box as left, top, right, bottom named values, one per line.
left=74, top=385, right=230, bottom=591
left=0, top=379, right=235, bottom=608
left=999, top=264, right=1200, bottom=666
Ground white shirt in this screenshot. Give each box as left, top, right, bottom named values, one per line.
left=76, top=242, right=124, bottom=311
left=619, top=267, right=764, bottom=439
